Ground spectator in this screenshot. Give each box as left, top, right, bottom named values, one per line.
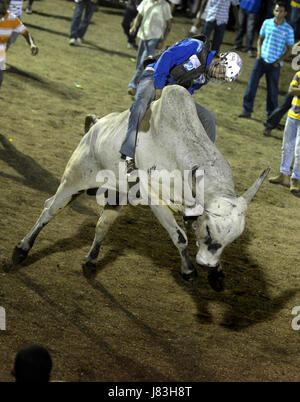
left=127, top=0, right=172, bottom=96
left=169, top=0, right=182, bottom=14
left=121, top=37, right=242, bottom=172
left=0, top=0, right=38, bottom=89
left=269, top=69, right=300, bottom=194
left=290, top=0, right=300, bottom=40
left=121, top=0, right=142, bottom=49
left=238, top=1, right=294, bottom=119
left=233, top=0, right=261, bottom=57
left=188, top=0, right=239, bottom=53
left=69, top=0, right=98, bottom=46
left=11, top=344, right=52, bottom=382
left=25, top=0, right=34, bottom=14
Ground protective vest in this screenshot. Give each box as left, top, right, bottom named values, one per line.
left=169, top=35, right=211, bottom=89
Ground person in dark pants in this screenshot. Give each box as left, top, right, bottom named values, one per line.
left=69, top=0, right=97, bottom=45
left=121, top=0, right=142, bottom=49
left=238, top=1, right=294, bottom=119
left=263, top=92, right=293, bottom=135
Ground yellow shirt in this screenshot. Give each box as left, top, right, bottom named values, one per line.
left=288, top=71, right=300, bottom=120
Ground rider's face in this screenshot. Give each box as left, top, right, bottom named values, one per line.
left=209, top=59, right=226, bottom=80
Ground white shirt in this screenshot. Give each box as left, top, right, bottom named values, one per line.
left=137, top=0, right=172, bottom=41
left=8, top=0, right=24, bottom=18
left=205, top=0, right=239, bottom=25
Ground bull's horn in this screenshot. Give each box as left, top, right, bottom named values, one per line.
left=242, top=167, right=270, bottom=205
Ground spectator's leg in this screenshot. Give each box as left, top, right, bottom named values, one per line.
left=70, top=1, right=84, bottom=39
left=202, top=20, right=215, bottom=41
left=211, top=23, right=226, bottom=53
left=234, top=8, right=247, bottom=49
left=0, top=70, right=4, bottom=88
left=290, top=6, right=300, bottom=40
left=265, top=63, right=280, bottom=118
left=77, top=1, right=97, bottom=39
left=291, top=120, right=300, bottom=179
left=280, top=116, right=297, bottom=176
left=265, top=93, right=293, bottom=130
left=128, top=40, right=146, bottom=91
left=122, top=7, right=138, bottom=45
left=242, top=58, right=265, bottom=114
left=120, top=71, right=156, bottom=159
left=245, top=11, right=258, bottom=51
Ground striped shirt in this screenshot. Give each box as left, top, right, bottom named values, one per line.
left=0, top=11, right=26, bottom=70
left=205, top=0, right=239, bottom=25
left=9, top=0, right=24, bottom=18
left=288, top=71, right=300, bottom=120
left=260, top=18, right=294, bottom=64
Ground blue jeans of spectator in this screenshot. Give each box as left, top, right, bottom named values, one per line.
left=122, top=7, right=138, bottom=44
left=265, top=92, right=293, bottom=130
left=235, top=8, right=258, bottom=51
left=128, top=38, right=160, bottom=91
left=243, top=58, right=281, bottom=117
left=290, top=6, right=300, bottom=39
left=121, top=69, right=216, bottom=159
left=70, top=0, right=96, bottom=39
left=121, top=68, right=156, bottom=158
left=280, top=116, right=300, bottom=179
left=202, top=20, right=226, bottom=53
left=0, top=70, right=4, bottom=88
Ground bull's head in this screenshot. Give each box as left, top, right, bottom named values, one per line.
left=191, top=168, right=270, bottom=290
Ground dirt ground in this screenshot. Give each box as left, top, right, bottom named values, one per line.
left=0, top=0, right=299, bottom=382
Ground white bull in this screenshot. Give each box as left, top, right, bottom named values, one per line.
left=12, top=85, right=269, bottom=291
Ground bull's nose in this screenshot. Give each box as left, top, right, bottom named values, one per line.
left=196, top=254, right=219, bottom=269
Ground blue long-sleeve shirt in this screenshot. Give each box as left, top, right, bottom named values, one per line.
left=149, top=38, right=216, bottom=94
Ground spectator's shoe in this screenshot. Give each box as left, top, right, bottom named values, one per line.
left=25, top=6, right=32, bottom=14
left=269, top=173, right=290, bottom=187
left=238, top=111, right=251, bottom=118
left=232, top=45, right=242, bottom=51
left=263, top=127, right=272, bottom=136
left=247, top=50, right=254, bottom=57
left=128, top=88, right=136, bottom=96
left=69, top=38, right=76, bottom=46
left=77, top=38, right=83, bottom=45
left=125, top=156, right=136, bottom=176
left=290, top=178, right=300, bottom=194
left=127, top=42, right=138, bottom=50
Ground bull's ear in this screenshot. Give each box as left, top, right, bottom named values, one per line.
left=241, top=167, right=270, bottom=205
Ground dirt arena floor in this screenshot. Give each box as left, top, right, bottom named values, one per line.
left=0, top=0, right=299, bottom=382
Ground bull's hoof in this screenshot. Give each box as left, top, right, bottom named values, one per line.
left=181, top=269, right=198, bottom=282
left=82, top=260, right=97, bottom=278
left=208, top=270, right=225, bottom=292
left=12, top=246, right=29, bottom=265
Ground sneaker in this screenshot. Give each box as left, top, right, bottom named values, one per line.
left=25, top=6, right=32, bottom=14
left=128, top=88, right=136, bottom=96
left=76, top=38, right=83, bottom=45
left=69, top=38, right=76, bottom=46
left=247, top=50, right=254, bottom=57
left=263, top=127, right=272, bottom=136
left=125, top=156, right=136, bottom=175
left=269, top=173, right=290, bottom=187
left=290, top=178, right=300, bottom=194
left=238, top=111, right=251, bottom=118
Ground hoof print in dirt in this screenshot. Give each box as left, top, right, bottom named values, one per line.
left=181, top=269, right=198, bottom=282
left=82, top=261, right=97, bottom=278
left=208, top=269, right=225, bottom=292
left=12, top=246, right=29, bottom=265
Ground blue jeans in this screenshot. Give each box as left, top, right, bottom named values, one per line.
left=70, top=0, right=96, bottom=40
left=128, top=38, right=160, bottom=91
left=243, top=58, right=281, bottom=117
left=0, top=70, right=4, bottom=88
left=122, top=7, right=138, bottom=44
left=234, top=8, right=258, bottom=51
left=202, top=20, right=226, bottom=53
left=290, top=6, right=300, bottom=39
left=280, top=116, right=300, bottom=179
left=265, top=92, right=293, bottom=130
left=121, top=69, right=216, bottom=159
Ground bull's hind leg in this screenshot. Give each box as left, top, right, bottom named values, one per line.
left=12, top=181, right=84, bottom=265
left=82, top=204, right=122, bottom=277
left=150, top=205, right=197, bottom=281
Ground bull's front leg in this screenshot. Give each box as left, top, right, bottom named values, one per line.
left=150, top=205, right=197, bottom=281
left=82, top=204, right=123, bottom=277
